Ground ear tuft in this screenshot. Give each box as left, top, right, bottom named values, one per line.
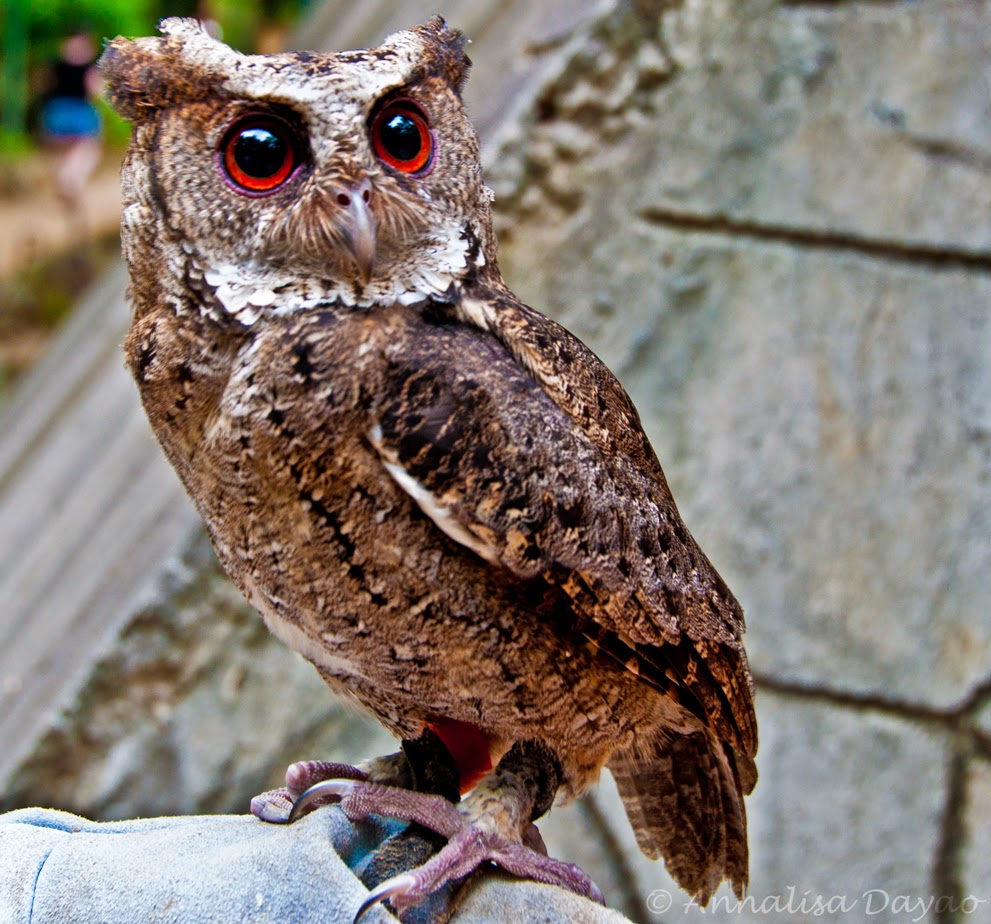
left=99, top=18, right=233, bottom=122
left=413, top=16, right=472, bottom=94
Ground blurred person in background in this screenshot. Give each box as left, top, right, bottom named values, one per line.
left=40, top=30, right=103, bottom=212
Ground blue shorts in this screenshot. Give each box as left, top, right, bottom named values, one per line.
left=41, top=97, right=101, bottom=140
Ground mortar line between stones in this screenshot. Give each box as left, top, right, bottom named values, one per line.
left=638, top=206, right=991, bottom=274
left=932, top=747, right=968, bottom=923
left=578, top=794, right=645, bottom=922
left=971, top=731, right=991, bottom=764
left=752, top=672, right=989, bottom=725
left=756, top=674, right=991, bottom=779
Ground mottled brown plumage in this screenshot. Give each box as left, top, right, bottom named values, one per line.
left=102, top=17, right=757, bottom=907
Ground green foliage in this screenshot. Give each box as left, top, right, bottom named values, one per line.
left=0, top=133, right=34, bottom=158
left=26, top=0, right=159, bottom=58
left=2, top=0, right=312, bottom=144
left=24, top=0, right=311, bottom=56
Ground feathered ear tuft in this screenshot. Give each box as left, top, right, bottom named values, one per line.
left=412, top=16, right=472, bottom=94
left=100, top=18, right=235, bottom=122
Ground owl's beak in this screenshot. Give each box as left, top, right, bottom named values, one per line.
left=337, top=180, right=376, bottom=285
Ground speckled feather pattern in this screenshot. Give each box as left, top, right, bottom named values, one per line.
left=102, top=17, right=757, bottom=904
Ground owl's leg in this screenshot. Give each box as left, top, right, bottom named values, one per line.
left=293, top=739, right=603, bottom=919
left=348, top=732, right=466, bottom=924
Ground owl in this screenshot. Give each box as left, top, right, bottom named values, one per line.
left=101, top=16, right=757, bottom=917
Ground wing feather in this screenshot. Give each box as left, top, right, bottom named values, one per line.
left=370, top=290, right=756, bottom=757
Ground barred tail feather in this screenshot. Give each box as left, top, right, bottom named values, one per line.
left=608, top=731, right=755, bottom=905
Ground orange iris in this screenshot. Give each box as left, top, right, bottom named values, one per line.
left=221, top=116, right=298, bottom=194
left=371, top=101, right=433, bottom=174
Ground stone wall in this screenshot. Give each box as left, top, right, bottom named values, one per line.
left=1, top=2, right=988, bottom=922
left=490, top=4, right=991, bottom=919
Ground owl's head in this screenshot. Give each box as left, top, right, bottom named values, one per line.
left=102, top=17, right=497, bottom=320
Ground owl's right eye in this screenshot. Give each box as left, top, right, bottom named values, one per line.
left=220, top=115, right=301, bottom=194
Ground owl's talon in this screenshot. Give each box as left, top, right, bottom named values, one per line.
left=287, top=779, right=358, bottom=823
left=353, top=873, right=418, bottom=923
left=251, top=761, right=372, bottom=824
left=331, top=777, right=601, bottom=914
left=342, top=740, right=603, bottom=913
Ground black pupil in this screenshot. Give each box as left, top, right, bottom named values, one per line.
left=234, top=126, right=287, bottom=178
left=381, top=112, right=422, bottom=162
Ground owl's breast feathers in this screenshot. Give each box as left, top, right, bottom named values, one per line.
left=133, top=281, right=759, bottom=774
left=128, top=272, right=755, bottom=773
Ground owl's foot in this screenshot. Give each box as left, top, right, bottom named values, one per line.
left=253, top=730, right=466, bottom=922
left=291, top=739, right=604, bottom=921
left=251, top=730, right=452, bottom=823
left=351, top=799, right=603, bottom=920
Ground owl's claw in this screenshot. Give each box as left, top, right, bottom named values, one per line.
left=354, top=874, right=419, bottom=922
left=251, top=761, right=370, bottom=823
left=287, top=778, right=359, bottom=823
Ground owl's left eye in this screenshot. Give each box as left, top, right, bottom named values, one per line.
left=220, top=115, right=301, bottom=194
left=371, top=100, right=433, bottom=174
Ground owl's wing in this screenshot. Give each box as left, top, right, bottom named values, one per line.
left=367, top=290, right=756, bottom=759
